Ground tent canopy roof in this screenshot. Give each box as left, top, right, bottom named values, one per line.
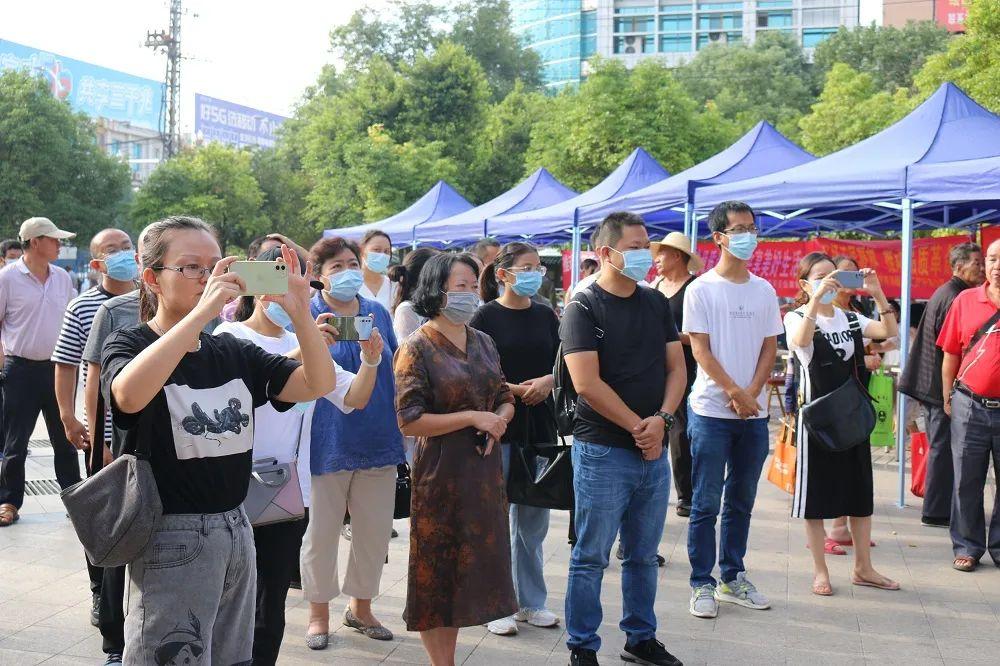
left=324, top=180, right=473, bottom=245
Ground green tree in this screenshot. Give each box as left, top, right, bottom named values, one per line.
left=329, top=1, right=444, bottom=71
left=798, top=63, right=909, bottom=156
left=131, top=143, right=266, bottom=253
left=250, top=147, right=315, bottom=246
left=677, top=31, right=817, bottom=137
left=915, top=0, right=1000, bottom=113
left=814, top=22, right=951, bottom=93
left=525, top=59, right=736, bottom=191
left=0, top=70, right=131, bottom=241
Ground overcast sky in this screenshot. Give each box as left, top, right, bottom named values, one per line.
left=2, top=0, right=390, bottom=128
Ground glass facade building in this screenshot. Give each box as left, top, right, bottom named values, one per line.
left=512, top=0, right=860, bottom=89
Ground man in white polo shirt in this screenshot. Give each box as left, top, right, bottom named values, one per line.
left=0, top=217, right=81, bottom=527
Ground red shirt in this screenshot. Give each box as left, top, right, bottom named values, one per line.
left=937, top=284, right=1000, bottom=398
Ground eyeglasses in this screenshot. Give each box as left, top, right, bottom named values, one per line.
left=153, top=263, right=215, bottom=279
left=506, top=265, right=547, bottom=276
left=723, top=225, right=759, bottom=235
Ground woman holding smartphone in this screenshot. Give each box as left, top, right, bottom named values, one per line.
left=301, top=236, right=404, bottom=648
left=214, top=245, right=383, bottom=665
left=102, top=216, right=337, bottom=665
left=394, top=252, right=517, bottom=666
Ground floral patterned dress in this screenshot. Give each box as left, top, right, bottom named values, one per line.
left=394, top=324, right=517, bottom=631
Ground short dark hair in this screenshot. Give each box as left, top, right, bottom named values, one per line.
left=581, top=258, right=598, bottom=273
left=234, top=245, right=308, bottom=322
left=708, top=201, right=755, bottom=234
left=411, top=252, right=480, bottom=319
left=592, top=211, right=646, bottom=249
left=949, top=241, right=982, bottom=269
left=247, top=236, right=267, bottom=259
left=310, top=236, right=360, bottom=270
left=0, top=239, right=22, bottom=256
left=361, top=230, right=392, bottom=248
left=472, top=238, right=500, bottom=261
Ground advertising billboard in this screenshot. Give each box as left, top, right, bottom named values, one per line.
left=194, top=93, right=287, bottom=149
left=936, top=0, right=968, bottom=33
left=0, top=39, right=163, bottom=130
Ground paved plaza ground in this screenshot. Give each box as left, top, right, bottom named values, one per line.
left=1, top=421, right=998, bottom=665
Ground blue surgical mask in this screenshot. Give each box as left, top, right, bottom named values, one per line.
left=365, top=251, right=390, bottom=275
left=809, top=279, right=836, bottom=305
left=263, top=301, right=293, bottom=329
left=441, top=291, right=481, bottom=325
left=510, top=270, right=543, bottom=297
left=611, top=248, right=653, bottom=282
left=327, top=269, right=363, bottom=301
left=723, top=232, right=758, bottom=261
left=103, top=251, right=138, bottom=282
left=292, top=400, right=315, bottom=413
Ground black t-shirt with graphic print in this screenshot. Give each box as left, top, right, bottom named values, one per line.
left=102, top=325, right=300, bottom=515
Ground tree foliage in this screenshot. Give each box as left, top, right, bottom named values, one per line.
left=0, top=70, right=131, bottom=242
left=813, top=22, right=951, bottom=93
left=130, top=143, right=266, bottom=254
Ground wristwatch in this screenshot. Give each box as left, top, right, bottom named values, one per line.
left=655, top=411, right=676, bottom=431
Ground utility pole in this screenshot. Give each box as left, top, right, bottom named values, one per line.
left=145, top=0, right=182, bottom=157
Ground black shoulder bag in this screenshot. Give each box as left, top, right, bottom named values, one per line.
left=507, top=403, right=574, bottom=510
left=553, top=288, right=604, bottom=437
left=800, top=312, right=877, bottom=452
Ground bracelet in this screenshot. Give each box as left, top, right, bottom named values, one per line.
left=361, top=354, right=381, bottom=368
left=878, top=309, right=895, bottom=317
left=802, top=313, right=817, bottom=322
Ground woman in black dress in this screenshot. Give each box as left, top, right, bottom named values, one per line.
left=784, top=252, right=900, bottom=596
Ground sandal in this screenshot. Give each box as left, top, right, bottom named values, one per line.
left=806, top=537, right=847, bottom=555
left=0, top=503, right=18, bottom=527
left=851, top=574, right=900, bottom=590
left=812, top=578, right=834, bottom=596
left=344, top=608, right=394, bottom=641
left=953, top=556, right=977, bottom=572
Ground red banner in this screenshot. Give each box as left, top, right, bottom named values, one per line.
left=936, top=0, right=968, bottom=32
left=981, top=224, right=1000, bottom=251
left=563, top=235, right=973, bottom=299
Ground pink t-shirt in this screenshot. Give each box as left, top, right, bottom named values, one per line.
left=0, top=258, right=76, bottom=360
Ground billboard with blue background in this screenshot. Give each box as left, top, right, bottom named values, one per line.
left=0, top=39, right=163, bottom=131
left=194, top=93, right=287, bottom=149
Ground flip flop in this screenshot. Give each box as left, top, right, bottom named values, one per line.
left=851, top=576, right=900, bottom=590
left=806, top=537, right=847, bottom=555
left=0, top=503, right=18, bottom=527
left=953, top=556, right=977, bottom=572
left=812, top=580, right=834, bottom=596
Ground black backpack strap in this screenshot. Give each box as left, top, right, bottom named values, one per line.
left=964, top=310, right=1000, bottom=357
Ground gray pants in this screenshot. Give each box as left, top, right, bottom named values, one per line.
left=124, top=507, right=256, bottom=666
left=922, top=403, right=954, bottom=521
left=950, top=391, right=1000, bottom=562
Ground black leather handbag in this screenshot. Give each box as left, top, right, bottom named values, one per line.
left=393, top=463, right=411, bottom=519
left=800, top=315, right=876, bottom=452
left=507, top=404, right=574, bottom=510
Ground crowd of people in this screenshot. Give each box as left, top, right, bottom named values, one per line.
left=0, top=200, right=994, bottom=666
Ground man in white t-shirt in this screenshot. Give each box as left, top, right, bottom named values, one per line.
left=682, top=201, right=783, bottom=619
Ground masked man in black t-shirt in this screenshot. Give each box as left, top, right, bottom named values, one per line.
left=559, top=212, right=687, bottom=666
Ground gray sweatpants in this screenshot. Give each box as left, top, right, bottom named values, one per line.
left=950, top=391, right=1000, bottom=563
left=124, top=507, right=256, bottom=666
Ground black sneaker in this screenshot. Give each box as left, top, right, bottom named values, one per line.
left=90, top=592, right=100, bottom=627
left=104, top=653, right=123, bottom=664
left=676, top=502, right=691, bottom=518
left=569, top=647, right=599, bottom=666
left=621, top=638, right=682, bottom=666
left=921, top=516, right=949, bottom=528
left=391, top=528, right=399, bottom=538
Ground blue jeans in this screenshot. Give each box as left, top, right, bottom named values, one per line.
left=565, top=440, right=670, bottom=652
left=501, top=443, right=551, bottom=611
left=687, top=409, right=770, bottom=588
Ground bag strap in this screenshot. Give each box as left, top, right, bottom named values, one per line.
left=964, top=309, right=1000, bottom=358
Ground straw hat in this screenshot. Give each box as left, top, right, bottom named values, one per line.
left=650, top=232, right=704, bottom=273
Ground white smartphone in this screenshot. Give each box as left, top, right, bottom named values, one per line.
left=229, top=261, right=289, bottom=296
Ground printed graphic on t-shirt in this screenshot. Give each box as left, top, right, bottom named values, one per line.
left=819, top=327, right=855, bottom=361
left=164, top=378, right=254, bottom=460
left=729, top=303, right=756, bottom=321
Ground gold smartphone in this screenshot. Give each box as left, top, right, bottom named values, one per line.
left=229, top=261, right=289, bottom=296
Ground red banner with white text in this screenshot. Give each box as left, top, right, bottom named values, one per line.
left=562, top=235, right=973, bottom=299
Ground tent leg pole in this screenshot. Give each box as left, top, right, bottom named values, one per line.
left=570, top=224, right=581, bottom=290
left=686, top=203, right=696, bottom=253
left=896, top=198, right=914, bottom=508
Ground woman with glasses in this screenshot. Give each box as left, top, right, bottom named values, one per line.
left=300, top=236, right=404, bottom=649
left=101, top=216, right=337, bottom=665
left=471, top=242, right=562, bottom=636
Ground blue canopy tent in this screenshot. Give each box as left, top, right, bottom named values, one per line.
left=324, top=180, right=474, bottom=247
left=414, top=168, right=577, bottom=246
left=693, top=83, right=1000, bottom=507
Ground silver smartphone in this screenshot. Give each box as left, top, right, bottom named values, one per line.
left=834, top=270, right=864, bottom=289
left=229, top=261, right=289, bottom=296
left=329, top=316, right=374, bottom=341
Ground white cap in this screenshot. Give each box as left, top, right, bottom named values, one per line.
left=19, top=217, right=76, bottom=242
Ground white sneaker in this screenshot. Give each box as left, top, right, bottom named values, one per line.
left=514, top=607, right=560, bottom=627
left=715, top=572, right=771, bottom=610
left=689, top=584, right=718, bottom=618
left=487, top=615, right=518, bottom=635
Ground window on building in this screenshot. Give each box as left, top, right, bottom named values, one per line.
left=757, top=10, right=792, bottom=28
left=660, top=35, right=691, bottom=52
left=803, top=27, right=837, bottom=47
left=614, top=15, right=656, bottom=33
left=661, top=15, right=693, bottom=31
left=696, top=1, right=742, bottom=10
left=615, top=35, right=655, bottom=54
left=582, top=9, right=597, bottom=35
left=757, top=0, right=792, bottom=8
left=615, top=5, right=656, bottom=15
left=698, top=13, right=741, bottom=30
left=660, top=0, right=693, bottom=12
left=802, top=0, right=839, bottom=27
left=582, top=35, right=597, bottom=57
left=697, top=31, right=742, bottom=49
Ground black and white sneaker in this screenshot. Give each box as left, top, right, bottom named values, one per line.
left=621, top=638, right=683, bottom=666
left=569, top=647, right=599, bottom=666
left=104, top=653, right=123, bottom=665
left=90, top=592, right=100, bottom=627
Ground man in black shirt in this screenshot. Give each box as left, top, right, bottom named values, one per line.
left=899, top=241, right=983, bottom=527
left=560, top=212, right=686, bottom=666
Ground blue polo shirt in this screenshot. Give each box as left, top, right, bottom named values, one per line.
left=307, top=292, right=404, bottom=474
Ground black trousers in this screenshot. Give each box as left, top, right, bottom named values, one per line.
left=253, top=513, right=309, bottom=666
left=922, top=403, right=954, bottom=521
left=0, top=357, right=81, bottom=508
left=669, top=401, right=693, bottom=505
left=99, top=564, right=126, bottom=655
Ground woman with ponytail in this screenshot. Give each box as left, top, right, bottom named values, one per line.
left=390, top=247, right=439, bottom=342
left=470, top=242, right=562, bottom=636
left=101, top=216, right=337, bottom=665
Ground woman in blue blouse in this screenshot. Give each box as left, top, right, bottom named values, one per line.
left=300, top=236, right=405, bottom=649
